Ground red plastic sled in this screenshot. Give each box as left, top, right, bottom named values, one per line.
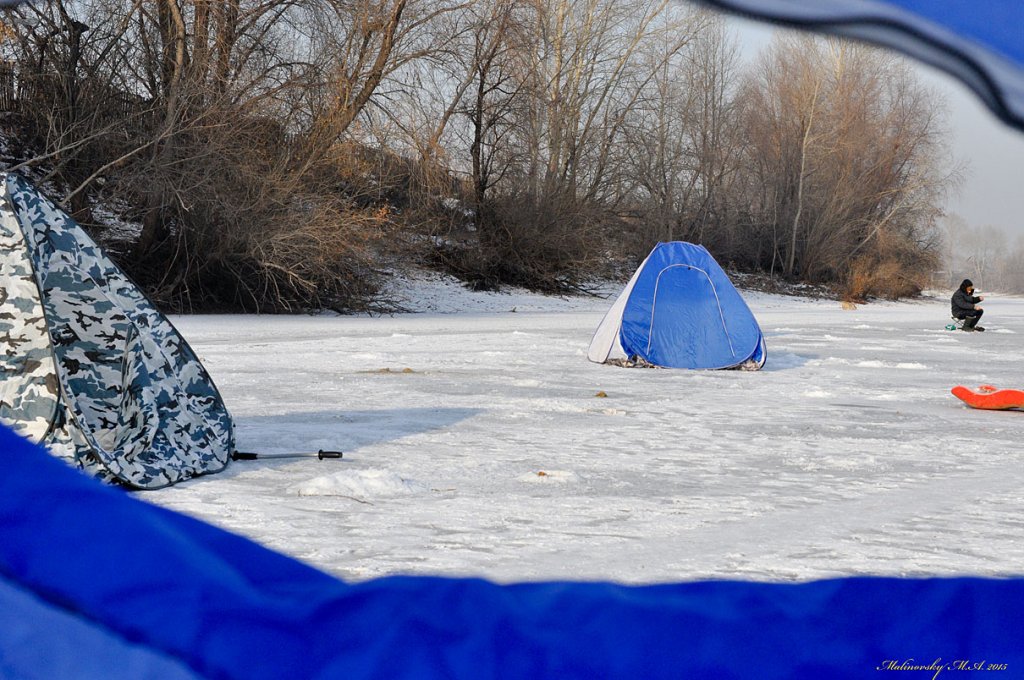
left=951, top=385, right=1024, bottom=410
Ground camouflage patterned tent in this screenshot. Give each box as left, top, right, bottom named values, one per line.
left=0, top=172, right=234, bottom=489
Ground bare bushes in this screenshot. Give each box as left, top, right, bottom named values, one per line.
left=1, top=0, right=959, bottom=309
left=218, top=198, right=386, bottom=313
left=428, top=192, right=617, bottom=292
left=3, top=0, right=432, bottom=313
left=842, top=231, right=939, bottom=300
left=118, top=125, right=390, bottom=313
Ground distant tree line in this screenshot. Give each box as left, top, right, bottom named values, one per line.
left=0, top=0, right=959, bottom=311
left=940, top=214, right=1024, bottom=294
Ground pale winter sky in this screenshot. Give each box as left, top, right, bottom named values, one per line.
left=728, top=16, right=1024, bottom=239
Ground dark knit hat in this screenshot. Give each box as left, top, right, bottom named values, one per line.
left=960, top=278, right=973, bottom=291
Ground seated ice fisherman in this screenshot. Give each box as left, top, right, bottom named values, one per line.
left=951, top=278, right=985, bottom=332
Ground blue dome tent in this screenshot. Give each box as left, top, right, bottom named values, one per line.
left=588, top=242, right=766, bottom=370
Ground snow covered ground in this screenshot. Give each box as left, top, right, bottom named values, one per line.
left=149, top=275, right=1024, bottom=585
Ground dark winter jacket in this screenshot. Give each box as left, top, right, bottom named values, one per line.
left=951, top=282, right=981, bottom=318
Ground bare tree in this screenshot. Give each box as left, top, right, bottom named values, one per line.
left=0, top=1, right=961, bottom=308
left=622, top=14, right=739, bottom=252
left=3, top=0, right=446, bottom=310
left=735, top=35, right=957, bottom=295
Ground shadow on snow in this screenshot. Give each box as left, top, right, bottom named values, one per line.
left=230, top=407, right=483, bottom=464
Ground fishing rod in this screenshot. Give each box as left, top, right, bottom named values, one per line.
left=232, top=450, right=343, bottom=461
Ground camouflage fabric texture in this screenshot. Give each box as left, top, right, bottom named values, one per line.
left=0, top=173, right=234, bottom=489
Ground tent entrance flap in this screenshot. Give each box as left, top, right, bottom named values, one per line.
left=648, top=265, right=738, bottom=364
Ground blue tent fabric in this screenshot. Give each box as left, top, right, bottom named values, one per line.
left=618, top=242, right=764, bottom=369
left=696, top=0, right=1024, bottom=132
left=3, top=423, right=1024, bottom=678
left=0, top=577, right=200, bottom=680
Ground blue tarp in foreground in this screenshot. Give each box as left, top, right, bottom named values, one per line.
left=1, top=423, right=1023, bottom=678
